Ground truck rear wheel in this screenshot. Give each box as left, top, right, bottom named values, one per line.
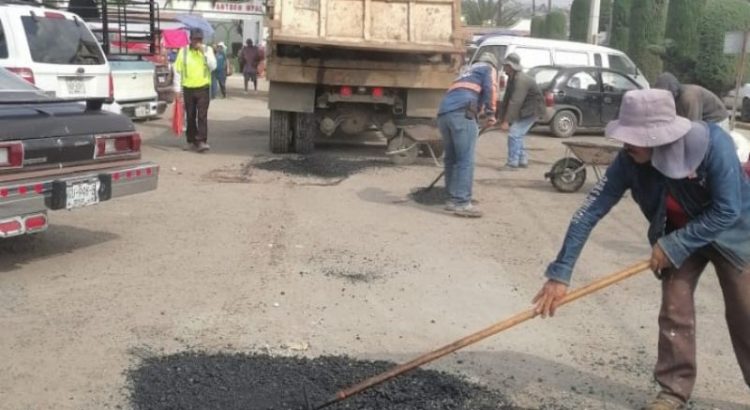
left=293, top=112, right=316, bottom=154
left=270, top=110, right=292, bottom=153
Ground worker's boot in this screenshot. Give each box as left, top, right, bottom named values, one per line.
left=643, top=392, right=686, bottom=410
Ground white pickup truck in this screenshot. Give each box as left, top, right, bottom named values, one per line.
left=105, top=58, right=166, bottom=120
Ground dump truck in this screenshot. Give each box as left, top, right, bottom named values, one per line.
left=265, top=0, right=464, bottom=163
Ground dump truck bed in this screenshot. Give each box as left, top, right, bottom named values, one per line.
left=268, top=0, right=463, bottom=53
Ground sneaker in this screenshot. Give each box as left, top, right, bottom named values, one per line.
left=519, top=163, right=529, bottom=169
left=196, top=142, right=211, bottom=153
left=444, top=201, right=457, bottom=212
left=501, top=164, right=519, bottom=171
left=453, top=203, right=483, bottom=218
left=182, top=143, right=198, bottom=151
left=643, top=392, right=686, bottom=410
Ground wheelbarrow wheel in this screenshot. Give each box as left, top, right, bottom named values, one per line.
left=387, top=134, right=419, bottom=165
left=549, top=157, right=587, bottom=193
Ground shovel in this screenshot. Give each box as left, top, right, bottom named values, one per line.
left=423, top=124, right=499, bottom=193
left=304, top=260, right=651, bottom=410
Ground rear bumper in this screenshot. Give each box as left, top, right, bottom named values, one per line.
left=0, top=162, right=159, bottom=221
left=120, top=100, right=168, bottom=118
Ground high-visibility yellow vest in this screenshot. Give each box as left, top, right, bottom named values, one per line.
left=175, top=46, right=214, bottom=88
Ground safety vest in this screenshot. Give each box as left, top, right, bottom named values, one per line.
left=175, top=46, right=212, bottom=88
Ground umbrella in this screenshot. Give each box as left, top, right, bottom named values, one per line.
left=175, top=15, right=214, bottom=38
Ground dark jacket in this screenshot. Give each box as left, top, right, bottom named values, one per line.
left=545, top=123, right=750, bottom=285
left=438, top=62, right=497, bottom=117
left=654, top=73, right=728, bottom=123
left=499, top=71, right=545, bottom=124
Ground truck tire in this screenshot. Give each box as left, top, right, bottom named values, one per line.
left=741, top=98, right=750, bottom=123
left=551, top=110, right=577, bottom=138
left=270, top=110, right=292, bottom=153
left=293, top=112, right=316, bottom=154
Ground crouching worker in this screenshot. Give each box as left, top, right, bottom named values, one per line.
left=533, top=90, right=750, bottom=410
left=436, top=52, right=498, bottom=218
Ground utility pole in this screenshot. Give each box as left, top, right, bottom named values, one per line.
left=532, top=0, right=536, bottom=16
left=587, top=0, right=601, bottom=44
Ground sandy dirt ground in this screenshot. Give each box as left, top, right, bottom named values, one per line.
left=1, top=77, right=749, bottom=410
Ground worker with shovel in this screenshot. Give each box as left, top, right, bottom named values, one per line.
left=436, top=52, right=498, bottom=218
left=533, top=89, right=750, bottom=410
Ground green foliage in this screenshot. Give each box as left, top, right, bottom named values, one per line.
left=609, top=0, right=631, bottom=52
left=461, top=0, right=522, bottom=27
left=544, top=11, right=568, bottom=40
left=664, top=0, right=705, bottom=83
left=694, top=0, right=750, bottom=94
left=569, top=0, right=590, bottom=42
left=628, top=0, right=669, bottom=83
left=599, top=0, right=613, bottom=32
left=530, top=15, right=546, bottom=37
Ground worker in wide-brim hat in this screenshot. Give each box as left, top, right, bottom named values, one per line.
left=533, top=89, right=750, bottom=410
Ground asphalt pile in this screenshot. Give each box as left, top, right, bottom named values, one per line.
left=409, top=186, right=449, bottom=206
left=128, top=352, right=532, bottom=410
left=254, top=156, right=387, bottom=179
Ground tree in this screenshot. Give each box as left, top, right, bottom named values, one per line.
left=663, top=0, right=706, bottom=83
left=599, top=0, right=613, bottom=32
left=569, top=0, right=590, bottom=42
left=694, top=0, right=750, bottom=93
left=531, top=15, right=546, bottom=37
left=545, top=11, right=568, bottom=40
left=462, top=0, right=521, bottom=27
left=628, top=0, right=669, bottom=83
left=609, top=0, right=631, bottom=51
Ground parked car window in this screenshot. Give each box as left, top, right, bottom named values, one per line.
left=608, top=54, right=636, bottom=75
left=21, top=15, right=105, bottom=65
left=602, top=71, right=639, bottom=93
left=555, top=50, right=588, bottom=66
left=513, top=47, right=552, bottom=68
left=529, top=67, right=560, bottom=87
left=0, top=20, right=7, bottom=59
left=566, top=71, right=599, bottom=91
left=594, top=53, right=602, bottom=67
left=0, top=68, right=48, bottom=101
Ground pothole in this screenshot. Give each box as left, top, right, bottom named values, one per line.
left=128, top=352, right=534, bottom=410
left=409, top=186, right=449, bottom=206
left=253, top=156, right=389, bottom=180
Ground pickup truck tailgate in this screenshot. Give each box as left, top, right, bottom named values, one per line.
left=110, top=60, right=157, bottom=103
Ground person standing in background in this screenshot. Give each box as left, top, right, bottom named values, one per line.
left=174, top=28, right=216, bottom=153
left=211, top=42, right=228, bottom=99
left=240, top=39, right=263, bottom=92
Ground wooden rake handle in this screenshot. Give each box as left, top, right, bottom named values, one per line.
left=334, top=260, right=651, bottom=401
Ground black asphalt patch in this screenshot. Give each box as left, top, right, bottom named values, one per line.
left=128, top=353, right=535, bottom=410
left=254, top=156, right=388, bottom=179
left=409, top=186, right=449, bottom=206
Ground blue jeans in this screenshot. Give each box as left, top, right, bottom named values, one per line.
left=438, top=110, right=478, bottom=206
left=507, top=115, right=536, bottom=166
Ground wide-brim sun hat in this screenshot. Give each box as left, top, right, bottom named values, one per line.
left=651, top=121, right=710, bottom=179
left=605, top=89, right=692, bottom=148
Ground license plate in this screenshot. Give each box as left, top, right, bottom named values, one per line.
left=66, top=79, right=85, bottom=95
left=135, top=106, right=149, bottom=117
left=66, top=180, right=99, bottom=210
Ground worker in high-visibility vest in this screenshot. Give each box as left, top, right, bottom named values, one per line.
left=175, top=28, right=216, bottom=153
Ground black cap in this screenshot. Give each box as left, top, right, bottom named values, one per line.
left=190, top=28, right=204, bottom=39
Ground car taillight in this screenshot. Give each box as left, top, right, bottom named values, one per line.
left=372, top=87, right=384, bottom=99
left=544, top=91, right=555, bottom=107
left=95, top=133, right=141, bottom=158
left=0, top=218, right=23, bottom=237
left=340, top=86, right=352, bottom=97
left=108, top=72, right=114, bottom=100
left=24, top=214, right=47, bottom=233
left=0, top=142, right=24, bottom=168
left=7, top=67, right=35, bottom=85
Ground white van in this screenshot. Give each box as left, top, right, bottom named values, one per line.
left=471, top=35, right=649, bottom=93
left=0, top=3, right=111, bottom=106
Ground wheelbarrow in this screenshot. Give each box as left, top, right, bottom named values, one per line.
left=544, top=140, right=622, bottom=193
left=385, top=123, right=443, bottom=166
